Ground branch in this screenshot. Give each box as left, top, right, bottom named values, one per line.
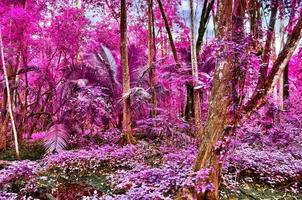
left=196, top=0, right=215, bottom=55
left=156, top=0, right=180, bottom=67
left=243, top=15, right=302, bottom=114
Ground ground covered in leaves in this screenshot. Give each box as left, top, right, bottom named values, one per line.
left=1, top=104, right=302, bottom=200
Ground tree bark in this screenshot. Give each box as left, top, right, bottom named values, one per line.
left=248, top=0, right=262, bottom=53
left=120, top=0, right=135, bottom=144
left=0, top=88, right=8, bottom=150
left=185, top=84, right=194, bottom=121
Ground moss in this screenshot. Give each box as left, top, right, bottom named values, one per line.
left=220, top=182, right=302, bottom=200
left=0, top=141, right=45, bottom=161
left=83, top=175, right=113, bottom=194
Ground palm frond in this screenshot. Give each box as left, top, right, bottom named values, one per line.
left=44, top=124, right=69, bottom=154
left=98, top=45, right=119, bottom=85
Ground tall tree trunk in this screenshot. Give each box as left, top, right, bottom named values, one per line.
left=120, top=0, right=135, bottom=144
left=17, top=0, right=30, bottom=145
left=19, top=44, right=28, bottom=144
left=192, top=1, right=234, bottom=199
left=278, top=18, right=285, bottom=110
left=0, top=30, right=20, bottom=159
left=189, top=0, right=202, bottom=138
left=185, top=0, right=214, bottom=122
left=188, top=0, right=254, bottom=198
left=147, top=0, right=157, bottom=116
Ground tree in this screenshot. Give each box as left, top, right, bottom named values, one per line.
left=120, top=0, right=136, bottom=144
left=0, top=29, right=20, bottom=159
left=192, top=1, right=234, bottom=198
left=147, top=0, right=157, bottom=116
left=185, top=0, right=214, bottom=122
left=189, top=0, right=202, bottom=138
left=190, top=1, right=302, bottom=199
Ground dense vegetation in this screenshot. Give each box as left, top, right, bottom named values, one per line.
left=0, top=0, right=302, bottom=199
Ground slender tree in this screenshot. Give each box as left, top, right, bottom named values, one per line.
left=185, top=0, right=214, bottom=122
left=189, top=0, right=202, bottom=138
left=232, top=0, right=247, bottom=106
left=120, top=0, right=136, bottom=144
left=0, top=29, right=20, bottom=159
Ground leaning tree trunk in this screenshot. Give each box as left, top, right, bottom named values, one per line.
left=189, top=0, right=202, bottom=138
left=120, top=0, right=135, bottom=144
left=0, top=62, right=17, bottom=149
left=156, top=0, right=180, bottom=67
left=0, top=30, right=20, bottom=159
left=196, top=0, right=215, bottom=56
left=243, top=15, right=302, bottom=114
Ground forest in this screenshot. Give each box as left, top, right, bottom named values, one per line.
left=0, top=0, right=302, bottom=199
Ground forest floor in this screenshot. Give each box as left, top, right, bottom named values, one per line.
left=1, top=107, right=302, bottom=199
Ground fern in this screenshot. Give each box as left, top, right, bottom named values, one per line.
left=44, top=124, right=69, bottom=154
